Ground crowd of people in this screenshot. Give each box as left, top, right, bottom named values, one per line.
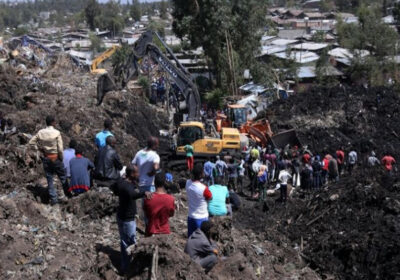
left=191, top=143, right=397, bottom=205
left=27, top=115, right=397, bottom=275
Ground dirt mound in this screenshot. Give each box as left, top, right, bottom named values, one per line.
left=281, top=172, right=400, bottom=279
left=267, top=85, right=400, bottom=159
left=126, top=234, right=205, bottom=280
left=64, top=190, right=118, bottom=219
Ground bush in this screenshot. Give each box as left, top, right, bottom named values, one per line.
left=203, top=88, right=226, bottom=109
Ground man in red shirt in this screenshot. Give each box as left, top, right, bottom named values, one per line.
left=381, top=153, right=396, bottom=174
left=144, top=171, right=175, bottom=236
left=336, top=148, right=345, bottom=175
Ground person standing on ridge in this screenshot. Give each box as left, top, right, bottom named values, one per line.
left=29, top=115, right=67, bottom=205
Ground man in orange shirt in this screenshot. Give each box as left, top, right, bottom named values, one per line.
left=381, top=153, right=396, bottom=175
left=144, top=171, right=175, bottom=236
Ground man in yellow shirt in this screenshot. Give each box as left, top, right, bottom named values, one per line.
left=29, top=116, right=67, bottom=205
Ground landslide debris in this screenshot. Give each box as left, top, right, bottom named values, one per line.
left=261, top=85, right=400, bottom=280
left=267, top=85, right=400, bottom=159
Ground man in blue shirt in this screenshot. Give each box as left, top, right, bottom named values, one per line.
left=95, top=119, right=113, bottom=148
left=204, top=159, right=215, bottom=186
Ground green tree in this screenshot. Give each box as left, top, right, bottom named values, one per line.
left=148, top=20, right=166, bottom=38
left=130, top=0, right=141, bottom=22
left=99, top=2, right=125, bottom=37
left=89, top=33, right=103, bottom=53
left=315, top=48, right=338, bottom=86
left=203, top=88, right=226, bottom=109
left=85, top=0, right=100, bottom=30
left=337, top=5, right=399, bottom=85
left=160, top=0, right=168, bottom=19
left=172, top=0, right=269, bottom=91
left=393, top=2, right=400, bottom=25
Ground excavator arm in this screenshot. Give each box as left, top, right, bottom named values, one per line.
left=91, top=45, right=120, bottom=74
left=96, top=31, right=201, bottom=121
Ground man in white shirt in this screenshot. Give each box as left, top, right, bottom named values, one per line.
left=132, top=137, right=160, bottom=193
left=186, top=164, right=212, bottom=237
left=348, top=149, right=358, bottom=175
left=278, top=168, right=292, bottom=203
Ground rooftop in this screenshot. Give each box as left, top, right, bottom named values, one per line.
left=292, top=42, right=329, bottom=51
left=271, top=38, right=299, bottom=46
left=273, top=51, right=320, bottom=64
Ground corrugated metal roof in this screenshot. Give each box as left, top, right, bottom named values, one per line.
left=260, top=45, right=287, bottom=56
left=278, top=29, right=306, bottom=40
left=273, top=51, right=320, bottom=64
left=271, top=38, right=299, bottom=46
left=297, top=65, right=342, bottom=78
left=292, top=42, right=328, bottom=51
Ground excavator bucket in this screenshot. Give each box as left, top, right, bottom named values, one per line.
left=97, top=73, right=117, bottom=106
left=269, top=129, right=301, bottom=149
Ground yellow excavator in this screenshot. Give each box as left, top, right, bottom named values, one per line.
left=96, top=31, right=242, bottom=166
left=90, top=45, right=120, bottom=75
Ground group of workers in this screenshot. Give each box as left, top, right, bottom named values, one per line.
left=27, top=116, right=228, bottom=275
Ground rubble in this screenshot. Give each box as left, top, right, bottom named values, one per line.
left=0, top=32, right=398, bottom=279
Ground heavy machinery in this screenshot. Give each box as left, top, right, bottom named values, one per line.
left=176, top=122, right=240, bottom=156
left=216, top=103, right=301, bottom=149
left=96, top=30, right=200, bottom=121
left=96, top=31, right=241, bottom=160
left=90, top=45, right=120, bottom=75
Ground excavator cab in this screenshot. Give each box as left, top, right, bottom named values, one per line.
left=228, top=104, right=248, bottom=128
left=177, top=124, right=204, bottom=146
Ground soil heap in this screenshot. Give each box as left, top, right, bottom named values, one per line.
left=260, top=85, right=400, bottom=280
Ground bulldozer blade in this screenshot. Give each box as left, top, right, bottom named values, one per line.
left=97, top=73, right=117, bottom=106
left=269, top=129, right=301, bottom=149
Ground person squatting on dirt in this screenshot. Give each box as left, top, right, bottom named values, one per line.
left=185, top=221, right=218, bottom=273
left=186, top=163, right=212, bottom=237
left=208, top=176, right=230, bottom=217
left=184, top=143, right=194, bottom=172
left=68, top=145, right=94, bottom=195
left=95, top=119, right=113, bottom=149
left=94, top=136, right=123, bottom=183
left=29, top=115, right=67, bottom=205
left=111, top=165, right=153, bottom=275
left=143, top=171, right=175, bottom=237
